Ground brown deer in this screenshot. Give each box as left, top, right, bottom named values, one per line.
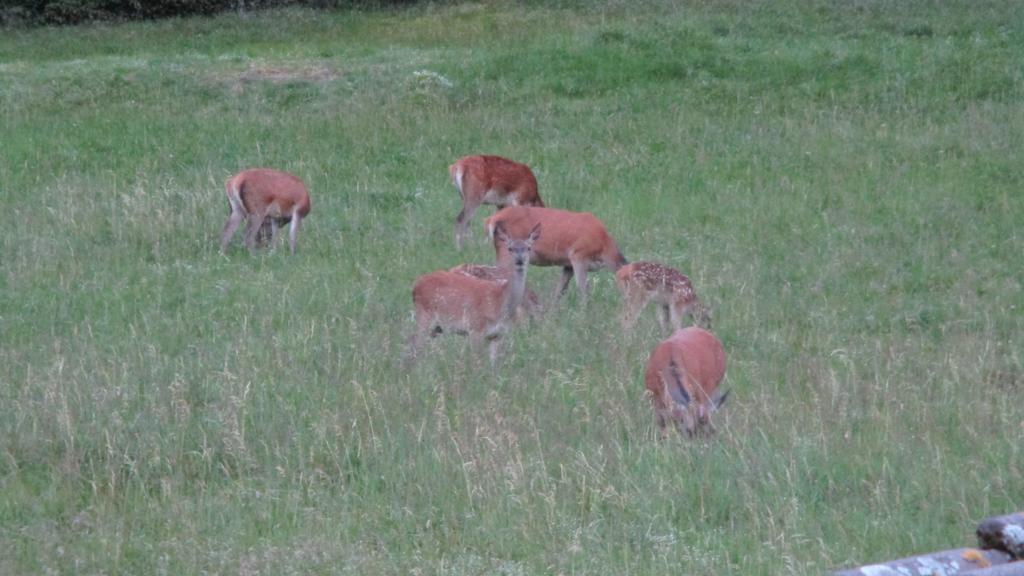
left=449, top=155, right=543, bottom=249
left=645, top=327, right=728, bottom=439
left=408, top=223, right=541, bottom=365
left=484, top=206, right=627, bottom=303
left=220, top=168, right=311, bottom=255
left=616, top=261, right=710, bottom=333
left=448, top=263, right=543, bottom=321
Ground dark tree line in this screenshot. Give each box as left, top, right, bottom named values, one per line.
left=1, top=0, right=417, bottom=25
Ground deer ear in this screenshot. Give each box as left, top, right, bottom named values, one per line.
left=527, top=223, right=541, bottom=244
left=493, top=221, right=508, bottom=244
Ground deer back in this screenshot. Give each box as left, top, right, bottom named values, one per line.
left=449, top=263, right=542, bottom=318
left=486, top=206, right=625, bottom=269
left=413, top=271, right=506, bottom=333
left=450, top=155, right=542, bottom=207
left=617, top=262, right=698, bottom=304
left=228, top=169, right=311, bottom=219
left=646, top=327, right=726, bottom=411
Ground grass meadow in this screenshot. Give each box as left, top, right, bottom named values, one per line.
left=1, top=1, right=1022, bottom=573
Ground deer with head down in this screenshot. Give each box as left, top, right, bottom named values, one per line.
left=220, top=168, right=311, bottom=255
left=645, top=327, right=729, bottom=439
left=484, top=206, right=627, bottom=304
left=616, top=261, right=711, bottom=333
left=407, top=223, right=542, bottom=365
left=449, top=155, right=544, bottom=250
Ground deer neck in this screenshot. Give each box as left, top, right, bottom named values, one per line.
left=499, top=263, right=527, bottom=321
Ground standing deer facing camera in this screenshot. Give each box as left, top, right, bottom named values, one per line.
left=408, top=223, right=541, bottom=366
left=220, top=168, right=311, bottom=255
left=616, top=261, right=711, bottom=333
left=484, top=206, right=627, bottom=303
left=449, top=155, right=543, bottom=249
left=645, top=327, right=729, bottom=439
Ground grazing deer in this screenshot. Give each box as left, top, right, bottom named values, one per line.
left=408, top=223, right=541, bottom=365
left=644, top=327, right=728, bottom=439
left=484, top=206, right=627, bottom=303
left=450, top=155, right=543, bottom=249
left=616, top=261, right=711, bottom=333
left=220, top=168, right=311, bottom=255
left=448, top=263, right=543, bottom=321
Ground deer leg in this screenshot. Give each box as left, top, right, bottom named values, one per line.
left=660, top=304, right=673, bottom=334
left=454, top=200, right=481, bottom=250
left=288, top=214, right=302, bottom=255
left=679, top=301, right=699, bottom=330
left=466, top=332, right=487, bottom=369
left=254, top=219, right=274, bottom=248
left=554, top=266, right=575, bottom=303
left=693, top=300, right=712, bottom=330
left=243, top=213, right=267, bottom=255
left=701, top=418, right=718, bottom=437
left=620, top=292, right=644, bottom=331
left=683, top=300, right=709, bottom=329
left=571, top=259, right=590, bottom=303
left=655, top=412, right=670, bottom=441
left=220, top=208, right=245, bottom=253
left=521, top=291, right=542, bottom=322
left=487, top=335, right=503, bottom=367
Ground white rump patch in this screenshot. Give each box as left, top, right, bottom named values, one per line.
left=453, top=165, right=464, bottom=192
left=227, top=184, right=248, bottom=216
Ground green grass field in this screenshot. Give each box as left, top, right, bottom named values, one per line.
left=1, top=1, right=1022, bottom=573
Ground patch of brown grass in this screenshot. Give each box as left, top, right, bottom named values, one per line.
left=214, top=61, right=339, bottom=92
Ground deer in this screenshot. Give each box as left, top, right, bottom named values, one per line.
left=448, top=263, right=543, bottom=322
left=449, top=155, right=544, bottom=250
left=616, top=261, right=711, bottom=333
left=484, top=206, right=627, bottom=304
left=220, top=168, right=311, bottom=255
left=644, top=327, right=729, bottom=439
left=407, top=223, right=541, bottom=366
